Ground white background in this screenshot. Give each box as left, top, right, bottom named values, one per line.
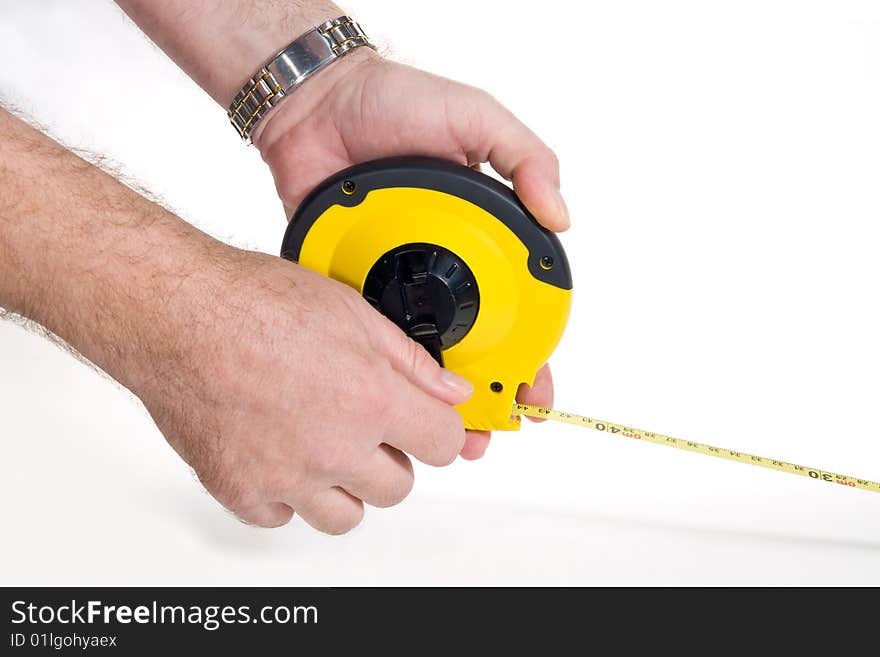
left=1, top=1, right=879, bottom=585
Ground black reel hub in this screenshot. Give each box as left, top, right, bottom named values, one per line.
left=362, top=243, right=479, bottom=365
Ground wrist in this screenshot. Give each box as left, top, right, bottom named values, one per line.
left=230, top=15, right=378, bottom=145
left=252, top=45, right=380, bottom=154
left=118, top=1, right=347, bottom=107
left=0, top=109, right=234, bottom=397
left=44, top=210, right=234, bottom=398
left=100, top=225, right=233, bottom=396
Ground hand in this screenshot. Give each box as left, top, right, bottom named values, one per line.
left=136, top=247, right=473, bottom=532
left=254, top=50, right=566, bottom=458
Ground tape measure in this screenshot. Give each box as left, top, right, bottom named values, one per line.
left=282, top=156, right=571, bottom=431
left=282, top=157, right=878, bottom=495
left=516, top=403, right=880, bottom=494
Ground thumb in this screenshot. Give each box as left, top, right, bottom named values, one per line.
left=371, top=315, right=474, bottom=405
left=455, top=88, right=570, bottom=232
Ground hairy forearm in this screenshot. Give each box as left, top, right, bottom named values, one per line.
left=0, top=108, right=231, bottom=393
left=115, top=0, right=344, bottom=107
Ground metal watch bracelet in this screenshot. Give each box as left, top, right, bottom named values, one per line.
left=227, top=16, right=374, bottom=142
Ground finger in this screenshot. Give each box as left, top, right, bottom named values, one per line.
left=516, top=363, right=554, bottom=423
left=506, top=154, right=569, bottom=233
left=382, top=370, right=467, bottom=467
left=234, top=502, right=295, bottom=528
left=455, top=90, right=569, bottom=231
left=370, top=315, right=474, bottom=405
left=341, top=444, right=415, bottom=508
left=293, top=487, right=365, bottom=535
left=460, top=430, right=492, bottom=460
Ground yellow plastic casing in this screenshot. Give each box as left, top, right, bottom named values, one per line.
left=297, top=187, right=571, bottom=431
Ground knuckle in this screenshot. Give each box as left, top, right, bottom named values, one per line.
left=238, top=516, right=272, bottom=529
left=322, top=504, right=365, bottom=536
left=430, top=418, right=467, bottom=467
left=433, top=446, right=460, bottom=467
left=355, top=362, right=398, bottom=423
left=198, top=467, right=253, bottom=513
left=236, top=505, right=294, bottom=529
left=467, top=84, right=497, bottom=107
left=308, top=438, right=357, bottom=478
left=403, top=338, right=424, bottom=374
left=407, top=340, right=436, bottom=379
left=224, top=486, right=264, bottom=516
left=374, top=470, right=415, bottom=508
left=362, top=380, right=392, bottom=419
left=262, top=512, right=294, bottom=529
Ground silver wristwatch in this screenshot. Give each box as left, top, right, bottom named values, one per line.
left=227, top=16, right=374, bottom=142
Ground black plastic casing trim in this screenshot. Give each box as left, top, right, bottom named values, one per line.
left=280, top=156, right=572, bottom=290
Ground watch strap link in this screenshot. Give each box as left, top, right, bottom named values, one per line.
left=228, top=16, right=373, bottom=142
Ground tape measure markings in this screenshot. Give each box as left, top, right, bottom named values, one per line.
left=514, top=403, right=880, bottom=494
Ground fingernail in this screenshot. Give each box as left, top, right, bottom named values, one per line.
left=553, top=189, right=571, bottom=230
left=440, top=369, right=474, bottom=399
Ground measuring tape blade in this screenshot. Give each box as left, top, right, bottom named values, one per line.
left=514, top=404, right=880, bottom=494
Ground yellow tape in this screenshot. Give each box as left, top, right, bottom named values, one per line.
left=514, top=403, right=880, bottom=494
